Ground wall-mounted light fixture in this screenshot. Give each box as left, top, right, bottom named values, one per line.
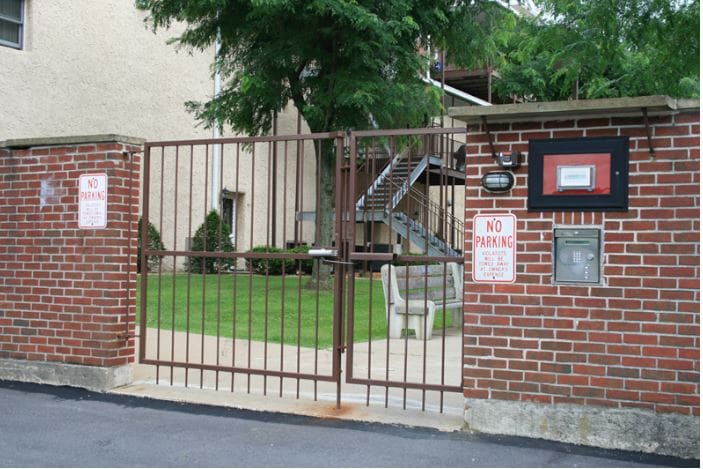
left=481, top=171, right=515, bottom=192
left=495, top=150, right=522, bottom=169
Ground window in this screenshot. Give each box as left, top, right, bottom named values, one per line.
left=0, top=0, right=23, bottom=49
left=221, top=190, right=238, bottom=247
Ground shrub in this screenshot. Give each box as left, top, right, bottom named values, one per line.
left=186, top=210, right=234, bottom=273
left=247, top=245, right=313, bottom=275
left=137, top=217, right=165, bottom=273
left=246, top=246, right=287, bottom=275
left=287, top=245, right=314, bottom=275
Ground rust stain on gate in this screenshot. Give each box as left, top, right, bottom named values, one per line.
left=139, top=127, right=465, bottom=413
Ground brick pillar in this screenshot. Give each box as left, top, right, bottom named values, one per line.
left=0, top=135, right=142, bottom=390
left=458, top=98, right=699, bottom=459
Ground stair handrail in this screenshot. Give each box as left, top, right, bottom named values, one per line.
left=385, top=177, right=464, bottom=254
left=388, top=155, right=431, bottom=210
left=356, top=147, right=407, bottom=210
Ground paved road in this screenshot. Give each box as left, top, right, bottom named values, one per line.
left=0, top=381, right=696, bottom=468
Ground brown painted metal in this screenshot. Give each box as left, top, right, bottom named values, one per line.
left=139, top=127, right=464, bottom=412
left=342, top=127, right=466, bottom=412
left=139, top=133, right=343, bottom=398
left=138, top=143, right=151, bottom=363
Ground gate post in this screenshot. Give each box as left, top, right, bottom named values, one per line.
left=0, top=135, right=143, bottom=391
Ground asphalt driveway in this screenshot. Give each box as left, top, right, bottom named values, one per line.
left=0, top=381, right=696, bottom=467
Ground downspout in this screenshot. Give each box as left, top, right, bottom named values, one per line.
left=211, top=27, right=222, bottom=212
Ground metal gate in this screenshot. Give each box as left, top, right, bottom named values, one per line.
left=340, top=128, right=465, bottom=411
left=139, top=127, right=464, bottom=413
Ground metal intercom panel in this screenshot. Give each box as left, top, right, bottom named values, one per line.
left=554, top=228, right=601, bottom=284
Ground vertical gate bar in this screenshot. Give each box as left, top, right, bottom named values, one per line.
left=403, top=136, right=412, bottom=410
left=384, top=135, right=394, bottom=409
left=247, top=143, right=256, bottom=393
left=366, top=138, right=376, bottom=406
left=296, top=126, right=304, bottom=244
left=315, top=140, right=321, bottom=246
left=271, top=117, right=277, bottom=247
left=314, top=138, right=322, bottom=401
left=138, top=144, right=151, bottom=364
left=422, top=135, right=432, bottom=409
left=313, top=250, right=320, bottom=401
left=185, top=144, right=194, bottom=388
left=231, top=143, right=241, bottom=393
left=295, top=140, right=303, bottom=399
left=348, top=132, right=360, bottom=401
left=439, top=132, right=449, bottom=413
left=421, top=231, right=429, bottom=413
left=293, top=117, right=301, bottom=245
left=279, top=139, right=288, bottom=398
left=215, top=142, right=225, bottom=390
left=170, top=146, right=180, bottom=385
left=200, top=143, right=210, bottom=389
left=263, top=140, right=273, bottom=396
left=156, top=146, right=166, bottom=384
left=333, top=134, right=345, bottom=409
left=295, top=265, right=303, bottom=399
left=360, top=141, right=368, bottom=275
left=346, top=134, right=358, bottom=394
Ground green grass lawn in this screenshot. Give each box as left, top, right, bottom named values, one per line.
left=138, top=273, right=455, bottom=348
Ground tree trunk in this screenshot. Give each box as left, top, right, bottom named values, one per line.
left=313, top=139, right=336, bottom=288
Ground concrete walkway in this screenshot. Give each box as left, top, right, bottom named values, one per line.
left=115, top=327, right=466, bottom=431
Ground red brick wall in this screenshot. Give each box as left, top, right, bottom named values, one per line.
left=463, top=110, right=700, bottom=417
left=0, top=141, right=141, bottom=367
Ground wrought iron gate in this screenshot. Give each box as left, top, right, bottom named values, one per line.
left=139, top=127, right=464, bottom=413
left=341, top=128, right=465, bottom=411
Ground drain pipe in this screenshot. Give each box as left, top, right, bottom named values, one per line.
left=211, top=27, right=222, bottom=212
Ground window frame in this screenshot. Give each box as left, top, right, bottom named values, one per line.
left=0, top=0, right=24, bottom=50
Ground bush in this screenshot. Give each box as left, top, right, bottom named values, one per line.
left=247, top=245, right=313, bottom=275
left=137, top=218, right=165, bottom=273
left=186, top=210, right=234, bottom=273
left=287, top=245, right=314, bottom=275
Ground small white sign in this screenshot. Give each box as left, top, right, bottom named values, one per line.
left=78, top=173, right=108, bottom=229
left=557, top=165, right=594, bottom=191
left=473, top=213, right=516, bottom=283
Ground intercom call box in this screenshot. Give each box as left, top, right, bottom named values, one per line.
left=554, top=228, right=601, bottom=284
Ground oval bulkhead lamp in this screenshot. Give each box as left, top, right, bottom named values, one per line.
left=481, top=171, right=515, bottom=192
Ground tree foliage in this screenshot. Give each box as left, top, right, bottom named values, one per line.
left=493, top=0, right=700, bottom=101
left=136, top=0, right=514, bottom=134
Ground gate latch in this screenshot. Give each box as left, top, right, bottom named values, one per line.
left=308, top=248, right=338, bottom=258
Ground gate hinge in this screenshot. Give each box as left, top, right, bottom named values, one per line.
left=117, top=333, right=139, bottom=340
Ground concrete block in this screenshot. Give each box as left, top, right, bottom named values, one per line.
left=0, top=359, right=132, bottom=392
left=464, top=398, right=699, bottom=460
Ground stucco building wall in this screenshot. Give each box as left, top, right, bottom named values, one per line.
left=1, top=1, right=320, bottom=256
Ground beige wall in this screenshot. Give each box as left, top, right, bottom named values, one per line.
left=1, top=1, right=320, bottom=267
left=0, top=0, right=214, bottom=142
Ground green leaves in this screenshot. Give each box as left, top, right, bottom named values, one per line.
left=494, top=0, right=700, bottom=101
left=136, top=0, right=479, bottom=134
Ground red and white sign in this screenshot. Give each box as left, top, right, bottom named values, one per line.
left=78, top=173, right=108, bottom=229
left=472, top=213, right=516, bottom=283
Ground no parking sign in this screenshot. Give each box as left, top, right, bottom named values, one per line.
left=472, top=213, right=516, bottom=283
left=78, top=173, right=108, bottom=229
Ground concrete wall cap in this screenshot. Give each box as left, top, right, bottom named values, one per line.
left=448, top=95, right=700, bottom=124
left=0, top=134, right=145, bottom=149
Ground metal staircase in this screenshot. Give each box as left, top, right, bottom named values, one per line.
left=355, top=153, right=463, bottom=257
